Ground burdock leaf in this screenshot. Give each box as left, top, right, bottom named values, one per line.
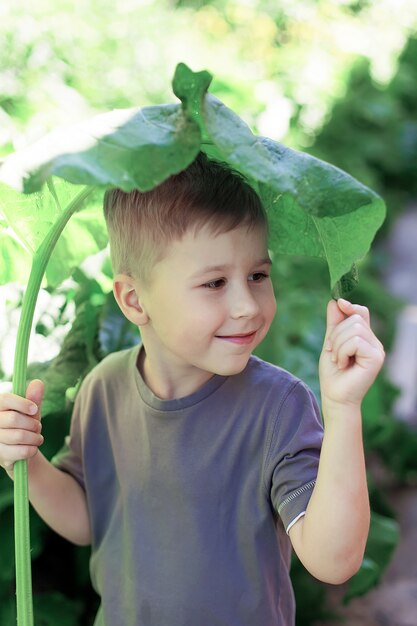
left=172, top=62, right=213, bottom=128
left=0, top=105, right=201, bottom=194
left=331, top=264, right=360, bottom=300
left=0, top=63, right=386, bottom=292
left=195, top=93, right=386, bottom=290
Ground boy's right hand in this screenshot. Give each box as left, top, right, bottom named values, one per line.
left=0, top=379, right=44, bottom=475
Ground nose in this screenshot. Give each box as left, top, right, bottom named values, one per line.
left=229, top=283, right=261, bottom=320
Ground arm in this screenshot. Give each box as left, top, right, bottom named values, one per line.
left=289, top=298, right=385, bottom=584
left=26, top=450, right=91, bottom=546
left=0, top=380, right=91, bottom=546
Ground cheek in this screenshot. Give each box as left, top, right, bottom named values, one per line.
left=270, top=296, right=277, bottom=320
left=262, top=288, right=277, bottom=321
left=183, top=299, right=226, bottom=336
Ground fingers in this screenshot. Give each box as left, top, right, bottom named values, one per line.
left=325, top=300, right=346, bottom=337
left=0, top=410, right=42, bottom=433
left=25, top=379, right=44, bottom=419
left=0, top=380, right=44, bottom=471
left=330, top=333, right=382, bottom=371
left=0, top=441, right=41, bottom=470
left=324, top=300, right=384, bottom=370
left=0, top=391, right=39, bottom=417
left=0, top=425, right=44, bottom=470
left=0, top=425, right=44, bottom=447
left=336, top=298, right=370, bottom=325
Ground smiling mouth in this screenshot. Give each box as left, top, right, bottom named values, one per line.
left=216, top=331, right=257, bottom=344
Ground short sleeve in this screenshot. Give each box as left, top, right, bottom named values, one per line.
left=265, top=380, right=323, bottom=533
left=51, top=388, right=85, bottom=490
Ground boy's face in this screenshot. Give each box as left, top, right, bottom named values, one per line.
left=137, top=223, right=276, bottom=392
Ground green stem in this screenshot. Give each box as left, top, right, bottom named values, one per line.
left=12, top=184, right=94, bottom=626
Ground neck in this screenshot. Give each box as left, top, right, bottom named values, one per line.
left=137, top=344, right=214, bottom=400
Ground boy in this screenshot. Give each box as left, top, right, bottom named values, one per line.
left=0, top=153, right=385, bottom=625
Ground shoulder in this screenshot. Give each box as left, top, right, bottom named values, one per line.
left=79, top=345, right=139, bottom=395
left=70, top=346, right=140, bottom=425
left=242, top=355, right=305, bottom=396
left=235, top=355, right=320, bottom=417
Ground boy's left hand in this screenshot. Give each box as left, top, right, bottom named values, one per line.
left=319, top=298, right=385, bottom=407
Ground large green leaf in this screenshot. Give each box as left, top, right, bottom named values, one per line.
left=0, top=63, right=386, bottom=291
left=173, top=63, right=386, bottom=289
left=0, top=105, right=201, bottom=194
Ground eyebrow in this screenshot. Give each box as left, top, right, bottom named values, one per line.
left=191, top=257, right=272, bottom=278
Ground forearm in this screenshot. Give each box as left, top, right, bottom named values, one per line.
left=11, top=451, right=91, bottom=546
left=291, top=403, right=370, bottom=583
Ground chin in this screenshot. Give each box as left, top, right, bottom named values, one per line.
left=213, top=356, right=251, bottom=377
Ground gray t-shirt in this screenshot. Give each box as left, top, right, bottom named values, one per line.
left=53, top=345, right=323, bottom=626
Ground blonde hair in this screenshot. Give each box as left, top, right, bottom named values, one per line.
left=103, top=152, right=267, bottom=285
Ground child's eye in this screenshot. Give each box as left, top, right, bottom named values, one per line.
left=203, top=278, right=226, bottom=289
left=249, top=272, right=269, bottom=282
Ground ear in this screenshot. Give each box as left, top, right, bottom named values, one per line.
left=113, top=274, right=149, bottom=326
